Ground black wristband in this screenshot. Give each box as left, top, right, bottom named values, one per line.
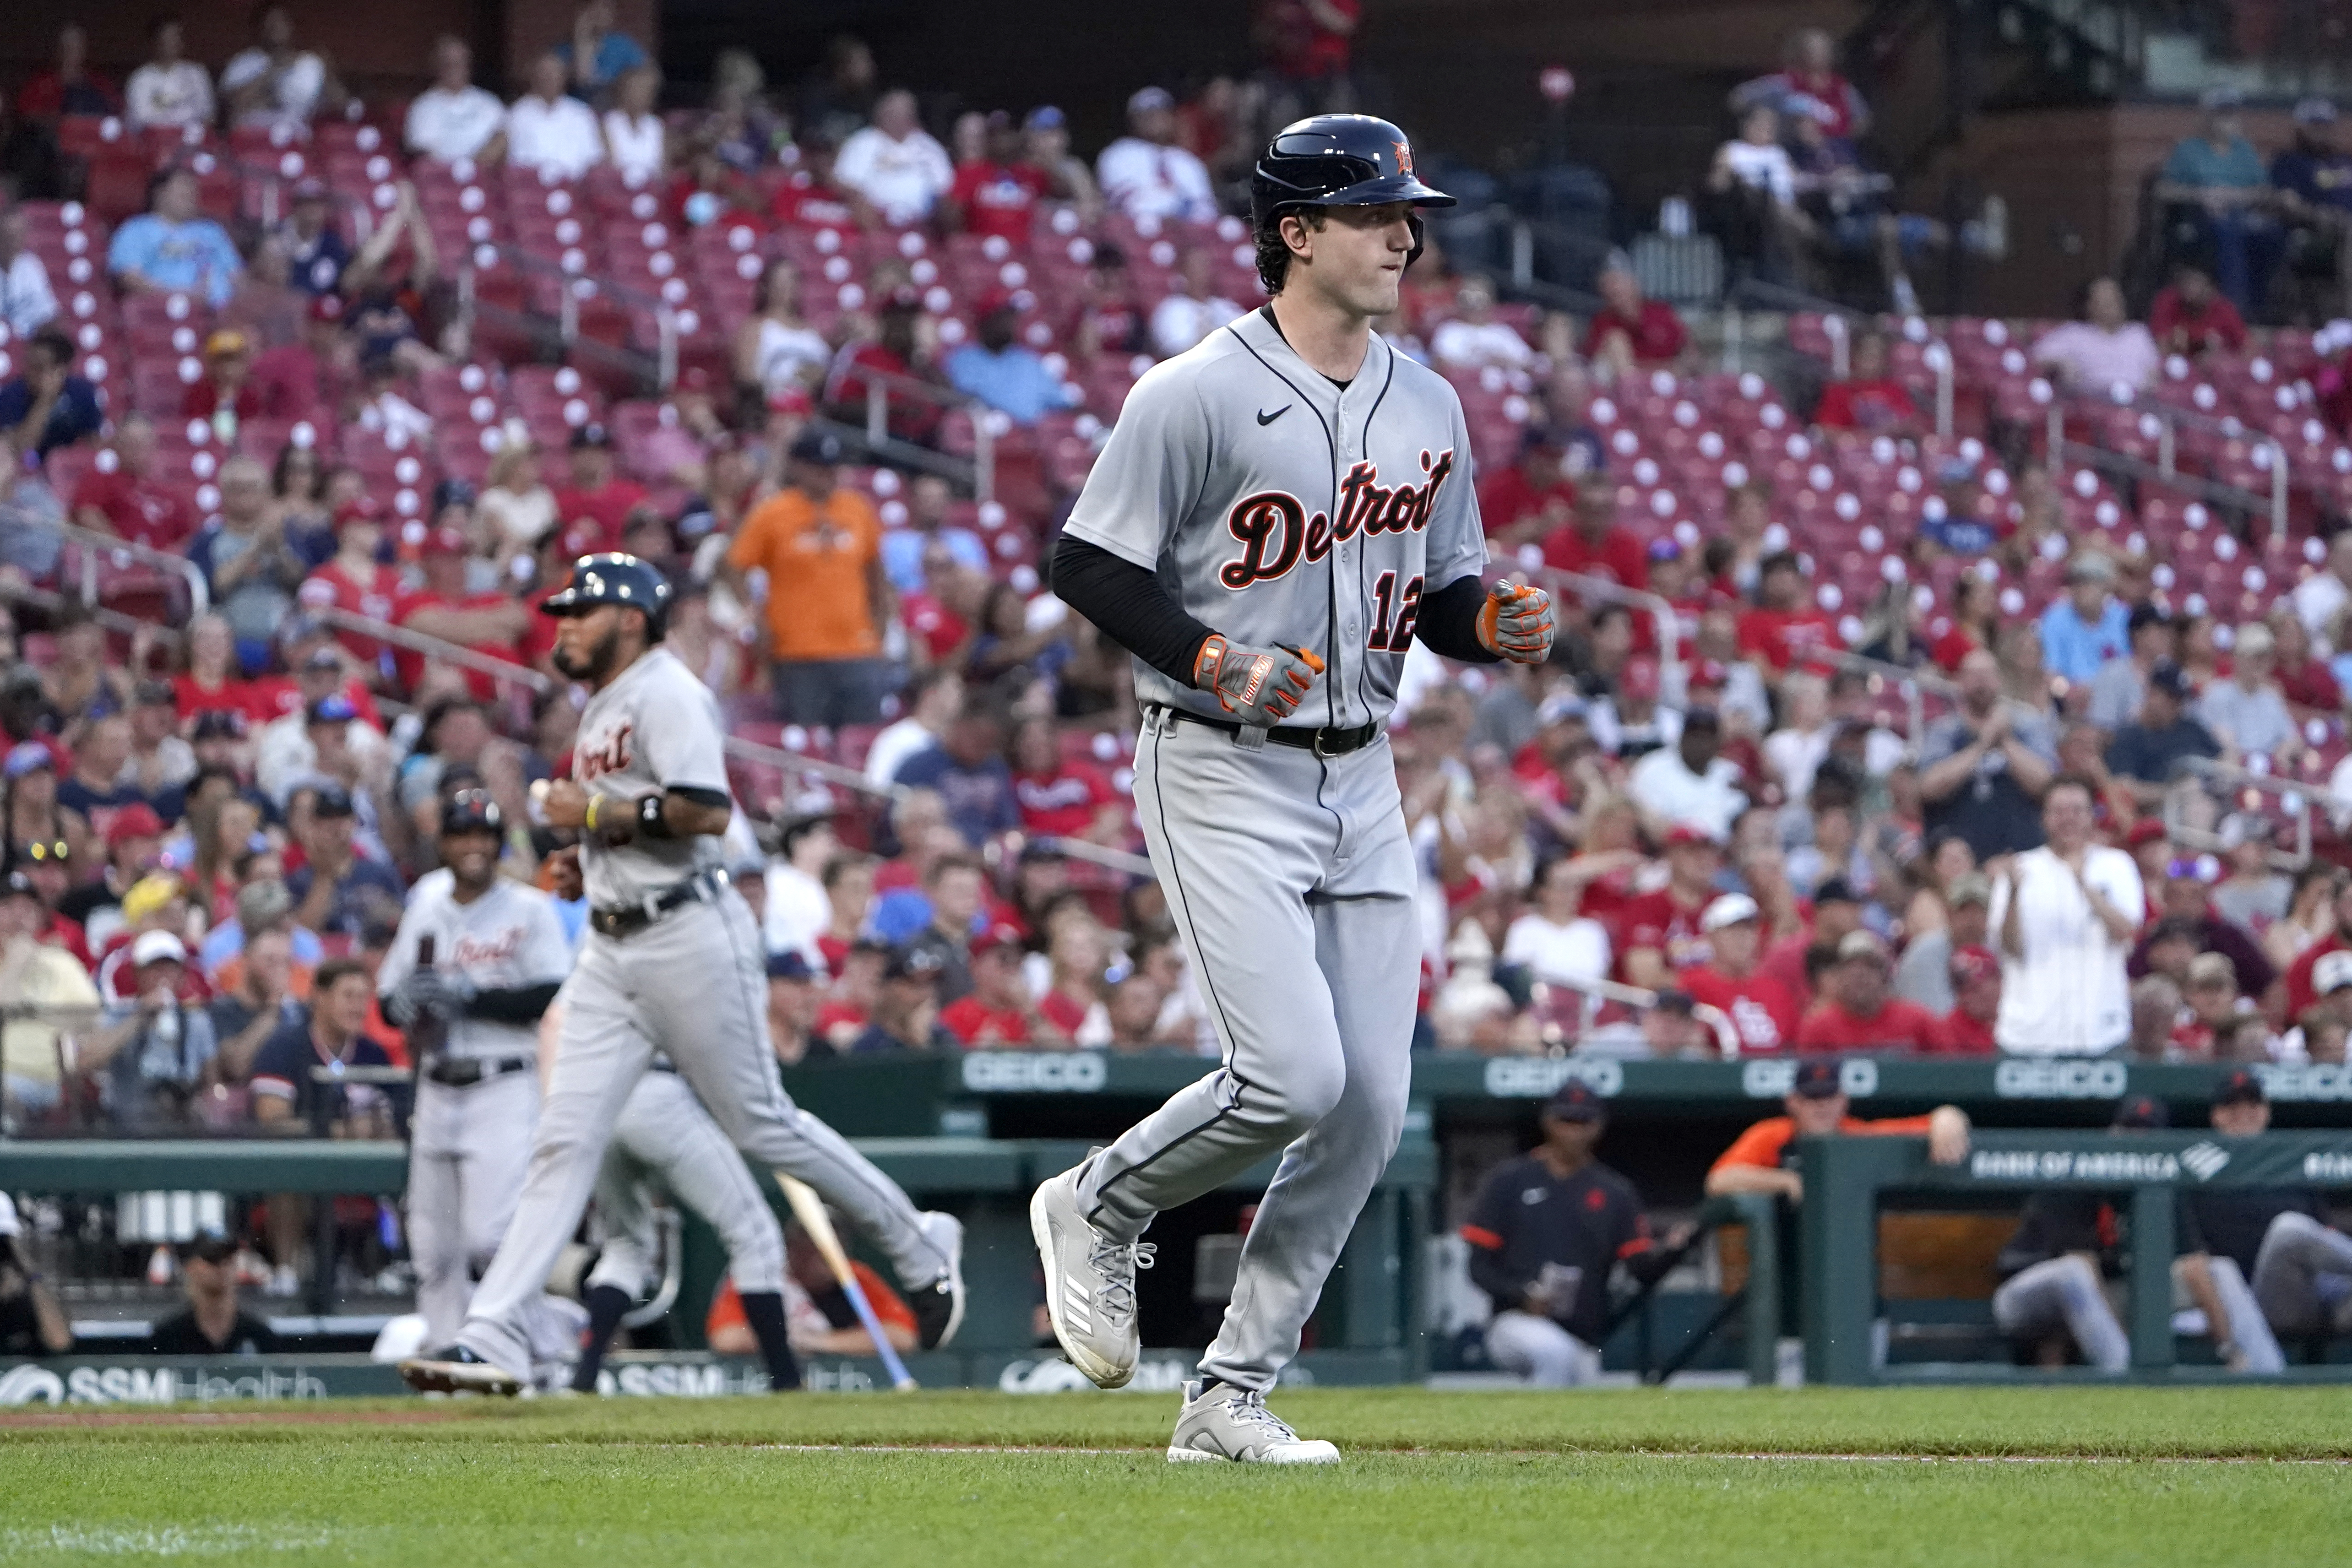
left=636, top=793, right=674, bottom=839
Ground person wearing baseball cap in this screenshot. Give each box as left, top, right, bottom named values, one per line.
left=727, top=414, right=896, bottom=728
left=147, top=1235, right=279, bottom=1356
left=1615, top=825, right=1725, bottom=993
left=1987, top=1094, right=2180, bottom=1374
left=2167, top=1068, right=2352, bottom=1374
left=1099, top=86, right=1215, bottom=225
left=184, top=327, right=261, bottom=430
left=1461, top=1080, right=1679, bottom=1386
left=849, top=944, right=957, bottom=1053
left=1626, top=705, right=1748, bottom=846
left=940, top=923, right=1052, bottom=1048
left=1891, top=868, right=1991, bottom=1016
left=82, top=929, right=219, bottom=1131
left=1680, top=893, right=1802, bottom=1055
left=1477, top=425, right=1581, bottom=553
left=766, top=949, right=822, bottom=1067
left=548, top=421, right=649, bottom=559
left=0, top=1188, right=71, bottom=1356
left=1706, top=1058, right=1970, bottom=1204
left=1793, top=929, right=1941, bottom=1052
left=1923, top=944, right=2002, bottom=1055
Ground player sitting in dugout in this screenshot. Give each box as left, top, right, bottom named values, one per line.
left=1704, top=1058, right=1972, bottom=1204
left=1990, top=1094, right=2274, bottom=1374
left=1461, top=1082, right=1689, bottom=1386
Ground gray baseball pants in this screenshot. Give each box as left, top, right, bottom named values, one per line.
left=588, top=1069, right=788, bottom=1298
left=2249, top=1211, right=2352, bottom=1336
left=407, top=1070, right=538, bottom=1347
left=1484, top=1311, right=1604, bottom=1387
left=1076, top=708, right=1421, bottom=1393
left=457, top=893, right=945, bottom=1376
left=1990, top=1255, right=2130, bottom=1372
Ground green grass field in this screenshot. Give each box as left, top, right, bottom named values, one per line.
left=3, top=1388, right=2348, bottom=1566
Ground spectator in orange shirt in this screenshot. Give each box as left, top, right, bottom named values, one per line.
left=1703, top=1058, right=1971, bottom=1204
left=724, top=429, right=897, bottom=726
left=706, top=1224, right=918, bottom=1358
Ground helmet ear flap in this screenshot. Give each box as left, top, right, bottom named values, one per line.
left=1406, top=212, right=1425, bottom=271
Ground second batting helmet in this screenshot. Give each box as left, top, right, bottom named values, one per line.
left=539, top=552, right=672, bottom=640
left=440, top=787, right=503, bottom=837
left=1250, top=114, right=1454, bottom=280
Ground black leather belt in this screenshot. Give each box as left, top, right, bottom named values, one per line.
left=589, top=868, right=726, bottom=939
left=424, top=1055, right=533, bottom=1087
left=1158, top=707, right=1380, bottom=757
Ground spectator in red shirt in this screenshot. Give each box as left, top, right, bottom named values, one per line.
left=1008, top=716, right=1124, bottom=845
left=1737, top=551, right=1839, bottom=676
left=1616, top=826, right=1722, bottom=990
left=548, top=424, right=648, bottom=558
left=1928, top=944, right=2000, bottom=1054
left=170, top=613, right=278, bottom=729
left=394, top=528, right=529, bottom=696
left=70, top=414, right=196, bottom=552
left=2147, top=263, right=2247, bottom=359
left=180, top=330, right=267, bottom=433
left=1811, top=330, right=1923, bottom=434
left=2266, top=606, right=2341, bottom=717
left=1795, top=929, right=1940, bottom=1051
left=1258, top=0, right=1361, bottom=91
left=767, top=131, right=875, bottom=234
left=1681, top=892, right=1804, bottom=1055
left=944, top=112, right=1049, bottom=243
left=296, top=499, right=403, bottom=667
left=1581, top=259, right=1688, bottom=380
left=939, top=923, right=1064, bottom=1047
left=1035, top=902, right=1111, bottom=1043
left=16, top=24, right=118, bottom=120
left=1541, top=487, right=1649, bottom=588
left=1478, top=427, right=1579, bottom=552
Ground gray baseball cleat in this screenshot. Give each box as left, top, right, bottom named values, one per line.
left=399, top=1345, right=522, bottom=1397
left=1029, top=1161, right=1154, bottom=1389
left=910, top=1210, right=967, bottom=1350
left=1166, top=1379, right=1340, bottom=1464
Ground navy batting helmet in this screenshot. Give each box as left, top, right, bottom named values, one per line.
left=539, top=552, right=671, bottom=641
left=440, top=787, right=503, bottom=837
left=1250, top=114, right=1454, bottom=284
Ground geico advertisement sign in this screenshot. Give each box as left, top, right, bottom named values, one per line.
left=961, top=1053, right=1109, bottom=1092
left=1482, top=1058, right=1624, bottom=1099
left=0, top=1363, right=331, bottom=1406
left=1994, top=1059, right=2130, bottom=1098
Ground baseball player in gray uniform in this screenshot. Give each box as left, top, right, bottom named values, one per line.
left=401, top=554, right=963, bottom=1395
left=569, top=1054, right=801, bottom=1392
left=378, top=790, right=573, bottom=1350
left=1032, top=115, right=1554, bottom=1463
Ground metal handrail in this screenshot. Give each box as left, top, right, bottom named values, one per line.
left=22, top=513, right=211, bottom=618
left=1536, top=568, right=1680, bottom=678
left=1527, top=969, right=1739, bottom=1058
left=0, top=578, right=184, bottom=648
left=310, top=606, right=555, bottom=694
left=2173, top=754, right=2317, bottom=867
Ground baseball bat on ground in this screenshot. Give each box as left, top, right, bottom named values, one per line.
left=773, top=1174, right=918, bottom=1391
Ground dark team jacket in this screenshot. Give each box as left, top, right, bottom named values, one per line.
left=1997, top=1186, right=2221, bottom=1282
left=1461, top=1155, right=1664, bottom=1346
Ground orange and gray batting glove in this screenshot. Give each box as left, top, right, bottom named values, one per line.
left=1193, top=635, right=1324, bottom=726
left=1477, top=579, right=1556, bottom=665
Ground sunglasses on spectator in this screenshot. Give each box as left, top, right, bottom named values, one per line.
left=18, top=840, right=67, bottom=864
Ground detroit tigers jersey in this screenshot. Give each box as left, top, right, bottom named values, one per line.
left=377, top=870, right=573, bottom=1060
left=571, top=647, right=732, bottom=906
left=1063, top=307, right=1488, bottom=731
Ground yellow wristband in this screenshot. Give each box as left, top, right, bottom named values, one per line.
left=584, top=795, right=601, bottom=832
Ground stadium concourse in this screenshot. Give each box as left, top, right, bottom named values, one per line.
left=6, top=5, right=2352, bottom=1405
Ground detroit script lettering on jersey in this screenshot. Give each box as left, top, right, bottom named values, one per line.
left=1219, top=450, right=1457, bottom=588
left=576, top=723, right=635, bottom=783
left=451, top=928, right=527, bottom=969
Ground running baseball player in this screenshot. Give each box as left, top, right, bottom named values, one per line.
left=378, top=790, right=573, bottom=1350
left=1033, top=115, right=1554, bottom=1463
left=569, top=1056, right=802, bottom=1393
left=400, top=554, right=963, bottom=1395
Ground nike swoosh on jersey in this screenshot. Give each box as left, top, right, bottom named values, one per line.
left=1256, top=405, right=1291, bottom=426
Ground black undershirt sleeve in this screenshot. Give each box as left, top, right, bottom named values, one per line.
left=1048, top=533, right=1218, bottom=689
left=668, top=786, right=732, bottom=811
left=464, top=981, right=562, bottom=1025
left=1412, top=574, right=1503, bottom=665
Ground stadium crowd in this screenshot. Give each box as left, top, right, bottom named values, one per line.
left=5, top=9, right=2352, bottom=1143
